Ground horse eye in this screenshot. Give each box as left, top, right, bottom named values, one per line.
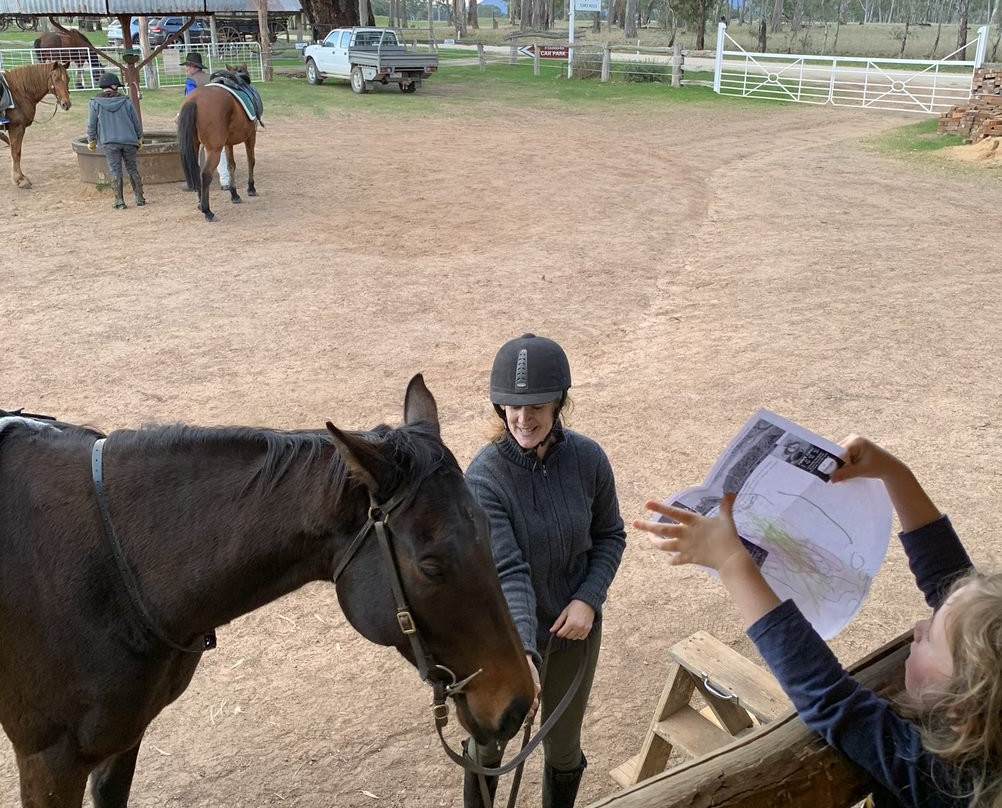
left=418, top=558, right=445, bottom=580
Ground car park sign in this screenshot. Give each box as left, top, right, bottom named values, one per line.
left=517, top=44, right=569, bottom=58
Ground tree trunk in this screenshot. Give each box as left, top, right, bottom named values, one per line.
left=586, top=632, right=912, bottom=808
left=758, top=14, right=767, bottom=48
left=300, top=0, right=370, bottom=31
left=770, top=0, right=784, bottom=31
left=838, top=0, right=846, bottom=25
left=954, top=0, right=969, bottom=57
left=467, top=0, right=479, bottom=29
left=791, top=0, right=804, bottom=30
left=257, top=0, right=273, bottom=81
left=625, top=0, right=638, bottom=36
left=991, top=0, right=1002, bottom=60
left=453, top=0, right=467, bottom=36
left=696, top=0, right=707, bottom=47
left=428, top=0, right=435, bottom=46
left=898, top=4, right=910, bottom=56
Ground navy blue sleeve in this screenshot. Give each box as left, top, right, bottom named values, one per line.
left=748, top=600, right=963, bottom=807
left=899, top=516, right=973, bottom=610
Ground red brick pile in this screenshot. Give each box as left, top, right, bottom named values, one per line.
left=938, top=69, right=1002, bottom=143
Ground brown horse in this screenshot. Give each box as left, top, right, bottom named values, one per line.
left=34, top=29, right=102, bottom=88
left=177, top=63, right=260, bottom=222
left=0, top=376, right=533, bottom=808
left=0, top=61, right=72, bottom=188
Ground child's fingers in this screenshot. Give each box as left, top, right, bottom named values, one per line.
left=646, top=535, right=687, bottom=560
left=642, top=500, right=699, bottom=524
left=633, top=518, right=684, bottom=538
left=719, top=492, right=737, bottom=520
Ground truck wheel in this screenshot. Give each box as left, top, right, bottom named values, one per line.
left=399, top=82, right=417, bottom=93
left=350, top=66, right=368, bottom=94
left=306, top=58, right=323, bottom=85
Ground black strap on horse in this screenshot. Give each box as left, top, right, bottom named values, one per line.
left=91, top=437, right=216, bottom=654
left=0, top=408, right=56, bottom=420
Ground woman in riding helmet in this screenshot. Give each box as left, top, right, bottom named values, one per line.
left=463, top=334, right=626, bottom=808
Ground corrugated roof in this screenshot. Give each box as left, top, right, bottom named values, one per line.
left=0, top=0, right=300, bottom=13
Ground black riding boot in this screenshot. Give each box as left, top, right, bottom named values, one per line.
left=542, top=754, right=587, bottom=808
left=129, top=173, right=145, bottom=206
left=112, top=176, right=126, bottom=209
left=462, top=740, right=499, bottom=808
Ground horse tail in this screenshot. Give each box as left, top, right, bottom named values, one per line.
left=178, top=101, right=200, bottom=189
left=32, top=37, right=42, bottom=51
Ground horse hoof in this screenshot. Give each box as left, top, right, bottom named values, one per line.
left=204, top=212, right=216, bottom=222
left=231, top=196, right=242, bottom=204
left=184, top=185, right=196, bottom=192
left=247, top=189, right=257, bottom=197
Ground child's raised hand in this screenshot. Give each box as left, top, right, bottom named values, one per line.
left=830, top=435, right=903, bottom=483
left=634, top=493, right=748, bottom=572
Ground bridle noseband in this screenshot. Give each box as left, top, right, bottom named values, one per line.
left=331, top=480, right=483, bottom=723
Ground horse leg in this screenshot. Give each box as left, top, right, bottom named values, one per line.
left=223, top=145, right=240, bottom=203
left=89, top=742, right=141, bottom=808
left=245, top=128, right=256, bottom=197
left=9, top=124, right=31, bottom=189
left=200, top=146, right=220, bottom=222
left=15, top=739, right=90, bottom=808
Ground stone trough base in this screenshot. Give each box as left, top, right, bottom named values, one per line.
left=72, top=131, right=184, bottom=185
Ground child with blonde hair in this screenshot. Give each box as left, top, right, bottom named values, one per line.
left=635, top=435, right=1002, bottom=808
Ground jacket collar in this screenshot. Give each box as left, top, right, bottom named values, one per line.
left=496, top=424, right=566, bottom=469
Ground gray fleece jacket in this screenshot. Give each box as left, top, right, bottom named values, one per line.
left=466, top=427, right=626, bottom=664
left=86, top=92, right=142, bottom=147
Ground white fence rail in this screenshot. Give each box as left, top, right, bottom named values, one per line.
left=0, top=42, right=263, bottom=92
left=712, top=21, right=989, bottom=114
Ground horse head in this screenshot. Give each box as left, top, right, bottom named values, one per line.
left=327, top=376, right=534, bottom=746
left=225, top=62, right=251, bottom=84
left=48, top=61, right=72, bottom=110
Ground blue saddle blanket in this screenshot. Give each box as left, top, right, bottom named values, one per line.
left=205, top=81, right=263, bottom=122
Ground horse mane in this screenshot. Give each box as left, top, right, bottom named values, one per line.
left=107, top=420, right=449, bottom=499
left=2, top=63, right=57, bottom=98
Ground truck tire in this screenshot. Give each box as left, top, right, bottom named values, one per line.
left=399, top=82, right=417, bottom=93
left=350, top=66, right=368, bottom=94
left=306, top=58, right=323, bottom=85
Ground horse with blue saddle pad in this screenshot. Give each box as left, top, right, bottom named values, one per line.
left=177, top=63, right=262, bottom=222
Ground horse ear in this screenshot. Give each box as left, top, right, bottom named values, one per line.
left=404, top=374, right=439, bottom=435
left=59, top=60, right=70, bottom=70
left=326, top=422, right=393, bottom=496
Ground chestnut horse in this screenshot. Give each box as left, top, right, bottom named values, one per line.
left=0, top=376, right=533, bottom=807
left=0, top=61, right=71, bottom=188
left=34, top=29, right=102, bottom=88
left=177, top=63, right=260, bottom=222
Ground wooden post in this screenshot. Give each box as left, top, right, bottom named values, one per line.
left=588, top=631, right=912, bottom=808
left=510, top=42, right=518, bottom=64
left=257, top=0, right=273, bottom=81
left=138, top=16, right=158, bottom=90
left=533, top=41, right=540, bottom=75
left=672, top=40, right=683, bottom=86
left=601, top=42, right=610, bottom=81
left=478, top=42, right=486, bottom=70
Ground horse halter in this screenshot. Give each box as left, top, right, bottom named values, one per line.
left=90, top=438, right=217, bottom=654
left=331, top=479, right=482, bottom=724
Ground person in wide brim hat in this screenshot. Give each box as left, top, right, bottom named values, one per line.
left=182, top=52, right=205, bottom=69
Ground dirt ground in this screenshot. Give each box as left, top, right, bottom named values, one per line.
left=2, top=88, right=1001, bottom=808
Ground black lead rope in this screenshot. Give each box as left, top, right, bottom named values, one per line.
left=91, top=437, right=216, bottom=654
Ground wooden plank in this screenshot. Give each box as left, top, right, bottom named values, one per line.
left=655, top=707, right=735, bottom=757
left=585, top=630, right=911, bottom=808
left=670, top=631, right=791, bottom=723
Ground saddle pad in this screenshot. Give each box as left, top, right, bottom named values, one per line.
left=205, top=83, right=261, bottom=122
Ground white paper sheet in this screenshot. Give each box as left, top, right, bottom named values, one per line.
left=660, top=410, right=893, bottom=639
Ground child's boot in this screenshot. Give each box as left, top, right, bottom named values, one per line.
left=129, top=173, right=146, bottom=206
left=112, top=176, right=127, bottom=209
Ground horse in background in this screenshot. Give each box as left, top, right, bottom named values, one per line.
left=0, top=376, right=534, bottom=807
left=34, top=29, right=101, bottom=88
left=0, top=61, right=71, bottom=188
left=177, top=63, right=261, bottom=222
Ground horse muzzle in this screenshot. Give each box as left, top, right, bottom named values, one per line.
left=454, top=693, right=530, bottom=746
left=60, top=100, right=72, bottom=111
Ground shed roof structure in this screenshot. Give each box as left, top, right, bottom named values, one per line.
left=0, top=0, right=300, bottom=14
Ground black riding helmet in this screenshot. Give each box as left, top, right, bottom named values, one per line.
left=489, top=334, right=571, bottom=425
left=98, top=72, right=122, bottom=90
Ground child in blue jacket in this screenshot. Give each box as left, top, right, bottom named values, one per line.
left=635, top=435, right=1002, bottom=807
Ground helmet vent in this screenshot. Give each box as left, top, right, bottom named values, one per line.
left=515, top=349, right=529, bottom=389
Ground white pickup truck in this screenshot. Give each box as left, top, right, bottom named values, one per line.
left=304, top=27, right=438, bottom=94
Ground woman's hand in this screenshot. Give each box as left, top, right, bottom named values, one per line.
left=634, top=494, right=747, bottom=573
left=550, top=599, right=595, bottom=641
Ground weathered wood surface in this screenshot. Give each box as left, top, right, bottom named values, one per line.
left=589, top=630, right=912, bottom=808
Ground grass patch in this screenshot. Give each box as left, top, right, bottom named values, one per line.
left=873, top=118, right=964, bottom=154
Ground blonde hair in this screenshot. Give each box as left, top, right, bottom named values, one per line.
left=485, top=394, right=574, bottom=443
left=910, top=572, right=1002, bottom=807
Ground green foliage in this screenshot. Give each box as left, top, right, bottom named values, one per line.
left=872, top=118, right=966, bottom=154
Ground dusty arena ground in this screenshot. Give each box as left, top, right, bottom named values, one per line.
left=2, top=82, right=1001, bottom=807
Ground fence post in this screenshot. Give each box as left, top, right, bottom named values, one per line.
left=477, top=42, right=485, bottom=70
left=533, top=41, right=540, bottom=75
left=601, top=42, right=610, bottom=81
left=510, top=42, right=517, bottom=64
left=713, top=20, right=725, bottom=92
left=974, top=25, right=988, bottom=68
left=672, top=40, right=682, bottom=87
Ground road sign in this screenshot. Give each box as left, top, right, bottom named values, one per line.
left=517, top=44, right=569, bottom=58
left=575, top=0, right=601, bottom=10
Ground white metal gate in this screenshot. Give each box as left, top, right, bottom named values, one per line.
left=0, top=41, right=264, bottom=92
left=712, top=22, right=989, bottom=114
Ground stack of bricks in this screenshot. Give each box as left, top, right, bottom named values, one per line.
left=938, top=69, right=1002, bottom=143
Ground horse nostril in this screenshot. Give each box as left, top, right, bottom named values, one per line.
left=497, top=697, right=530, bottom=742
